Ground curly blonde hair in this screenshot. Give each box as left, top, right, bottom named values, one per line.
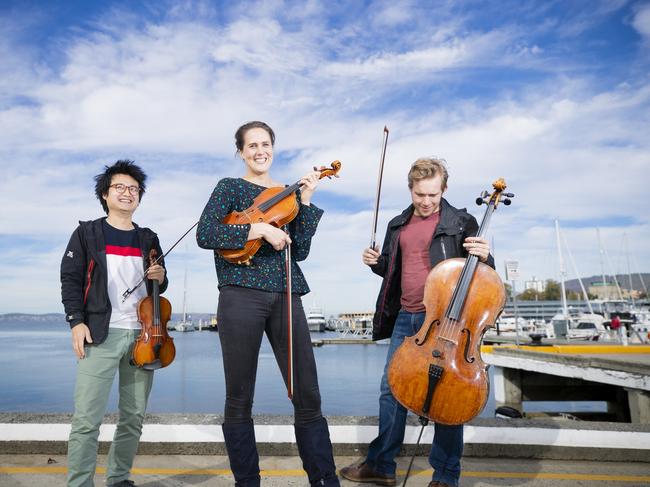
left=407, top=158, right=448, bottom=189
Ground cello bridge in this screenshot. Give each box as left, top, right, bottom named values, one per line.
left=439, top=336, right=458, bottom=346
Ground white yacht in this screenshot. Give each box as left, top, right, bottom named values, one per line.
left=550, top=309, right=607, bottom=341
left=492, top=314, right=534, bottom=334
left=306, top=307, right=327, bottom=332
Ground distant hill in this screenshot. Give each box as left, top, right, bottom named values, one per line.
left=0, top=312, right=215, bottom=323
left=565, top=273, right=650, bottom=293
left=0, top=313, right=65, bottom=323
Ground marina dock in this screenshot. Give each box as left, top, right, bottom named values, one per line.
left=2, top=413, right=650, bottom=486
left=483, top=344, right=650, bottom=423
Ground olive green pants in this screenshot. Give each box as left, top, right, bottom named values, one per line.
left=67, top=328, right=153, bottom=487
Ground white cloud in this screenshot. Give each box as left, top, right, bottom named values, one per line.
left=1, top=1, right=649, bottom=314
left=632, top=3, right=650, bottom=40
left=317, top=30, right=512, bottom=80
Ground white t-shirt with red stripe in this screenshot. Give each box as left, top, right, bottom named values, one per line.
left=103, top=220, right=147, bottom=330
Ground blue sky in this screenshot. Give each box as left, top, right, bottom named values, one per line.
left=1, top=0, right=649, bottom=315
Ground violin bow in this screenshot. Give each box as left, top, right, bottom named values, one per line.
left=370, top=126, right=389, bottom=249
left=284, top=226, right=294, bottom=399
left=122, top=221, right=199, bottom=302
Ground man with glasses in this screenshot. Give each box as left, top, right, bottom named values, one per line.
left=60, top=160, right=168, bottom=487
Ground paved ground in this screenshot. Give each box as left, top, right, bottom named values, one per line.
left=1, top=454, right=650, bottom=487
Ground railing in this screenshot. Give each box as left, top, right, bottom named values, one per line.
left=336, top=327, right=373, bottom=339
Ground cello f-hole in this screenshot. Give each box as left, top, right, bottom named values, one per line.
left=462, top=328, right=476, bottom=363
left=414, top=319, right=439, bottom=346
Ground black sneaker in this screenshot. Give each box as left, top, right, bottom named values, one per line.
left=107, top=481, right=136, bottom=487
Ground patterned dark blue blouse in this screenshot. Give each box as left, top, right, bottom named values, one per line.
left=196, top=177, right=323, bottom=294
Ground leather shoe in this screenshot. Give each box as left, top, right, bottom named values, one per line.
left=107, top=481, right=136, bottom=487
left=428, top=481, right=452, bottom=487
left=339, top=461, right=396, bottom=486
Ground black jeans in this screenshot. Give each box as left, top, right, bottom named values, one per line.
left=217, top=285, right=323, bottom=425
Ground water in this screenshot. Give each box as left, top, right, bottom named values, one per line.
left=0, top=318, right=603, bottom=416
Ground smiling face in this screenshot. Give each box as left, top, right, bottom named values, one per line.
left=240, top=127, right=274, bottom=177
left=410, top=175, right=446, bottom=217
left=102, top=173, right=141, bottom=216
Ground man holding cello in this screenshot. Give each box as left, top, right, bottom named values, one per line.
left=340, top=158, right=492, bottom=487
left=60, top=160, right=167, bottom=487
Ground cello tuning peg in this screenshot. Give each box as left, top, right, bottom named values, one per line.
left=475, top=197, right=485, bottom=206
left=503, top=198, right=512, bottom=206
left=504, top=192, right=515, bottom=198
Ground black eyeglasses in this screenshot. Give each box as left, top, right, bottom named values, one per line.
left=109, top=184, right=140, bottom=195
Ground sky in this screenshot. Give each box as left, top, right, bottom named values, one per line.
left=1, top=0, right=649, bottom=316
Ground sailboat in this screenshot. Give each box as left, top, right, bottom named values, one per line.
left=174, top=264, right=195, bottom=332
left=549, top=220, right=607, bottom=341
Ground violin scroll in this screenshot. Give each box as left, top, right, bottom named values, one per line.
left=313, top=160, right=342, bottom=180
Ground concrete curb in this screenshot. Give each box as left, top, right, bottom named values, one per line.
left=2, top=414, right=650, bottom=462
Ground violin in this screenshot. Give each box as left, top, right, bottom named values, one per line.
left=219, top=161, right=342, bottom=265
left=133, top=249, right=176, bottom=370
left=387, top=179, right=514, bottom=425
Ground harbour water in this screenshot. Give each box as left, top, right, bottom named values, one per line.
left=0, top=317, right=605, bottom=416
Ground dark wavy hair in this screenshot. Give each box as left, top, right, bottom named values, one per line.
left=234, top=121, right=275, bottom=153
left=94, top=160, right=147, bottom=214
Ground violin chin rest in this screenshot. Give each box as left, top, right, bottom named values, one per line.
left=142, top=359, right=162, bottom=371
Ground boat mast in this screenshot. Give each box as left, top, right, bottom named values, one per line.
left=596, top=228, right=626, bottom=301
left=596, top=228, right=609, bottom=299
left=630, top=254, right=649, bottom=296
left=624, top=233, right=635, bottom=307
left=560, top=228, right=594, bottom=314
left=182, top=264, right=187, bottom=323
left=555, top=219, right=569, bottom=318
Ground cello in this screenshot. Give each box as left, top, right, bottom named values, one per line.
left=219, top=161, right=341, bottom=265
left=132, top=249, right=176, bottom=370
left=387, top=178, right=513, bottom=425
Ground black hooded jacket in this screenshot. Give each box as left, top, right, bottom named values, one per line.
left=60, top=217, right=168, bottom=345
left=370, top=198, right=494, bottom=340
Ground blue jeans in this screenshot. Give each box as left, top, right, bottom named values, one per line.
left=365, top=310, right=463, bottom=486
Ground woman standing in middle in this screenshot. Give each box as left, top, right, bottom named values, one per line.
left=196, top=121, right=340, bottom=487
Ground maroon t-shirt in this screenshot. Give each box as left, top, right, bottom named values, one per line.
left=399, top=212, right=440, bottom=312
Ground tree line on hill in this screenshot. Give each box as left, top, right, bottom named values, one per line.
left=505, top=276, right=649, bottom=302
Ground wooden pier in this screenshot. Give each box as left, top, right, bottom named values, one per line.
left=482, top=344, right=650, bottom=423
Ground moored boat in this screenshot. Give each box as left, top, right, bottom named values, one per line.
left=306, top=307, right=326, bottom=332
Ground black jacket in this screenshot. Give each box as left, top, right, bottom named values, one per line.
left=370, top=198, right=494, bottom=340
left=60, top=217, right=168, bottom=345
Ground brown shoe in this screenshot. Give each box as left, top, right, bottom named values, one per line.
left=428, top=482, right=452, bottom=487
left=339, top=461, right=396, bottom=486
